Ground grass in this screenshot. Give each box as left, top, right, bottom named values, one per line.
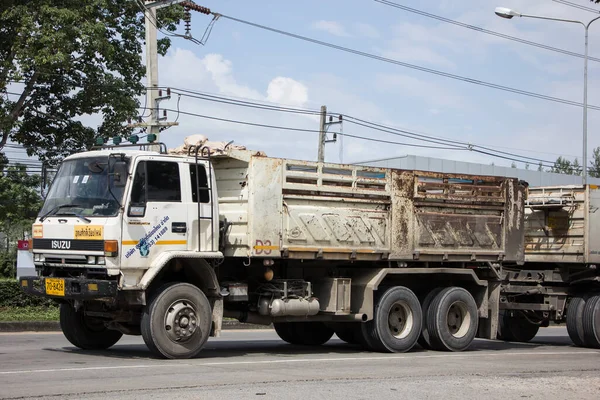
left=0, top=306, right=59, bottom=322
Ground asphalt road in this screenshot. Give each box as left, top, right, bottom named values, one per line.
left=0, top=327, right=599, bottom=400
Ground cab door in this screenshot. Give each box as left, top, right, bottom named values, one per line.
left=185, top=162, right=214, bottom=252
left=121, top=159, right=188, bottom=275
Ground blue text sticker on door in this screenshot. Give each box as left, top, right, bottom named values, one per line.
left=125, top=216, right=170, bottom=259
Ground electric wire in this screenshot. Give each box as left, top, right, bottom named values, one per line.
left=213, top=12, right=600, bottom=111
left=374, top=0, right=600, bottom=62
left=553, top=0, right=600, bottom=14
left=138, top=104, right=572, bottom=168
left=162, top=86, right=572, bottom=166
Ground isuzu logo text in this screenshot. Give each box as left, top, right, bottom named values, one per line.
left=51, top=240, right=71, bottom=249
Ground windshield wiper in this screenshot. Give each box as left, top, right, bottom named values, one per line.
left=56, top=210, right=92, bottom=223
left=39, top=204, right=82, bottom=222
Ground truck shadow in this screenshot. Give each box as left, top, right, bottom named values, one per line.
left=43, top=332, right=577, bottom=361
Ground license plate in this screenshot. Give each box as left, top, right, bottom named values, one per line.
left=45, top=278, right=65, bottom=296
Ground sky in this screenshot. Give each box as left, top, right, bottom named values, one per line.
left=8, top=0, right=600, bottom=169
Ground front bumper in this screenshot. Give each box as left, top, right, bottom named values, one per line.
left=20, top=276, right=118, bottom=300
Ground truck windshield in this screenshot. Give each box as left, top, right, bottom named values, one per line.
left=39, top=156, right=129, bottom=218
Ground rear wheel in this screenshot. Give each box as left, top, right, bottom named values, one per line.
left=567, top=296, right=587, bottom=347
left=329, top=323, right=360, bottom=345
left=582, top=295, right=600, bottom=349
left=498, top=310, right=540, bottom=343
left=427, top=287, right=478, bottom=352
left=141, top=283, right=212, bottom=359
left=273, top=322, right=334, bottom=346
left=60, top=303, right=122, bottom=350
left=361, top=286, right=422, bottom=353
left=418, top=288, right=443, bottom=349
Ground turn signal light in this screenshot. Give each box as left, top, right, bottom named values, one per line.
left=104, top=240, right=118, bottom=257
left=28, top=239, right=33, bottom=252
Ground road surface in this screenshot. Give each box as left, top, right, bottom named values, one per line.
left=0, top=327, right=598, bottom=399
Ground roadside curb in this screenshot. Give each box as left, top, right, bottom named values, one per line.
left=0, top=320, right=272, bottom=332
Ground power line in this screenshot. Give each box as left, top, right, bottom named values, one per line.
left=141, top=106, right=469, bottom=151
left=374, top=0, right=600, bottom=62
left=4, top=81, right=584, bottom=167
left=212, top=12, right=600, bottom=111
left=162, top=85, right=575, bottom=165
left=140, top=105, right=570, bottom=168
left=553, top=0, right=600, bottom=14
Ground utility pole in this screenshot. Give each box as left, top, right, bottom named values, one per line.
left=145, top=2, right=160, bottom=145
left=127, top=1, right=184, bottom=148
left=318, top=106, right=327, bottom=163
left=317, top=105, right=343, bottom=163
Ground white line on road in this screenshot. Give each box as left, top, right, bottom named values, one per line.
left=0, top=350, right=597, bottom=375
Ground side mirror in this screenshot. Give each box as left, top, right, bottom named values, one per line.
left=113, top=161, right=128, bottom=187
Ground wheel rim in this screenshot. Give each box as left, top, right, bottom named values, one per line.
left=387, top=301, right=414, bottom=339
left=164, top=299, right=198, bottom=343
left=447, top=301, right=470, bottom=338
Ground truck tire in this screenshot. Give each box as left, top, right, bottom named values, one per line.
left=582, top=295, right=600, bottom=349
left=141, top=283, right=212, bottom=359
left=361, top=286, right=422, bottom=353
left=427, top=287, right=478, bottom=352
left=567, top=296, right=587, bottom=347
left=273, top=322, right=334, bottom=345
left=59, top=303, right=122, bottom=350
left=418, top=287, right=443, bottom=349
left=498, top=310, right=540, bottom=343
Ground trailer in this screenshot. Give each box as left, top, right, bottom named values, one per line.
left=500, top=185, right=600, bottom=345
left=19, top=144, right=600, bottom=358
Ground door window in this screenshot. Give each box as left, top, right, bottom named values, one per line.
left=189, top=164, right=210, bottom=203
left=128, top=161, right=181, bottom=216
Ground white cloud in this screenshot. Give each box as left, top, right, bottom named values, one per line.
left=355, top=23, right=380, bottom=38
left=312, top=20, right=351, bottom=37
left=505, top=99, right=527, bottom=112
left=267, top=77, right=309, bottom=106
left=375, top=74, right=466, bottom=108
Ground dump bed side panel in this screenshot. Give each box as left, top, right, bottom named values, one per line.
left=279, top=159, right=391, bottom=260
left=392, top=171, right=524, bottom=262
left=524, top=185, right=600, bottom=264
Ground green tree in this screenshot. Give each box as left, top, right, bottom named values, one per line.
left=550, top=156, right=574, bottom=175
left=590, top=147, right=600, bottom=178
left=0, top=1, right=183, bottom=165
left=572, top=158, right=582, bottom=176
left=0, top=154, right=43, bottom=277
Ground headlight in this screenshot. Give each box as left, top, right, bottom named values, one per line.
left=97, top=257, right=106, bottom=265
left=87, top=256, right=96, bottom=264
left=34, top=254, right=40, bottom=262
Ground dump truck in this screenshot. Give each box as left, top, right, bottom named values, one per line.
left=20, top=143, right=600, bottom=358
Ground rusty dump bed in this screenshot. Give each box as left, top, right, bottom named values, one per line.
left=213, top=150, right=525, bottom=263
left=524, top=185, right=600, bottom=264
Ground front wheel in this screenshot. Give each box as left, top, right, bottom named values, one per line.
left=60, top=303, right=122, bottom=350
left=141, top=283, right=213, bottom=359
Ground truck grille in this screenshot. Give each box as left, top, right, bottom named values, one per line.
left=33, top=239, right=104, bottom=251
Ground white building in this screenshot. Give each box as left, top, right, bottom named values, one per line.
left=356, top=155, right=600, bottom=187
